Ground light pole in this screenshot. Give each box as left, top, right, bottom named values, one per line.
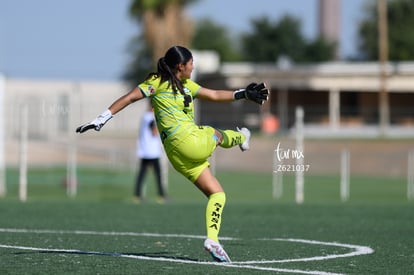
left=378, top=0, right=389, bottom=136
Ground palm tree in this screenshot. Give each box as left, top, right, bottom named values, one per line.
left=129, top=0, right=197, bottom=61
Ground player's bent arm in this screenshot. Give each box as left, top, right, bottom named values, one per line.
left=197, top=87, right=234, bottom=102
left=108, top=87, right=145, bottom=115
left=76, top=87, right=145, bottom=133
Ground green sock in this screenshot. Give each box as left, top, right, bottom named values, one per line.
left=206, top=192, right=226, bottom=243
left=217, top=129, right=246, bottom=148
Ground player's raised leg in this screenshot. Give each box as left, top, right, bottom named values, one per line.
left=216, top=127, right=251, bottom=151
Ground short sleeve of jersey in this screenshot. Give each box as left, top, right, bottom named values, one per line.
left=182, top=79, right=201, bottom=98
left=138, top=76, right=160, bottom=97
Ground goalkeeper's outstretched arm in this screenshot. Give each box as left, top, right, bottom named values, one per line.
left=197, top=82, right=269, bottom=105
left=76, top=87, right=144, bottom=133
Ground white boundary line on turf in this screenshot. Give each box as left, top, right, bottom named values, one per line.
left=235, top=238, right=374, bottom=264
left=0, top=243, right=342, bottom=275
left=0, top=228, right=374, bottom=275
left=0, top=244, right=342, bottom=275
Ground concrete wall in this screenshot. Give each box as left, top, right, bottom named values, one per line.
left=3, top=77, right=147, bottom=166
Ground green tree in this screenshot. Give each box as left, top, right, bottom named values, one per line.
left=241, top=15, right=334, bottom=63
left=242, top=16, right=304, bottom=62
left=304, top=36, right=336, bottom=62
left=123, top=35, right=153, bottom=86
left=123, top=0, right=198, bottom=86
left=191, top=18, right=241, bottom=61
left=358, top=0, right=414, bottom=60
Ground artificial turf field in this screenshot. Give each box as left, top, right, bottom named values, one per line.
left=0, top=167, right=413, bottom=274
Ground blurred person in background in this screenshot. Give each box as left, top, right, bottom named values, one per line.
left=76, top=46, right=268, bottom=263
left=134, top=101, right=167, bottom=204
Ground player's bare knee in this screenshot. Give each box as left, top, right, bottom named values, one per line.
left=214, top=129, right=223, bottom=145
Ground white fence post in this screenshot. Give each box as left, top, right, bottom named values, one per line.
left=19, top=104, right=28, bottom=202
left=66, top=83, right=79, bottom=197
left=340, top=149, right=350, bottom=202
left=295, top=106, right=304, bottom=204
left=408, top=151, right=414, bottom=200
left=272, top=151, right=283, bottom=199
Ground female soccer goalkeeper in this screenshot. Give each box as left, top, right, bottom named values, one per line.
left=76, top=46, right=268, bottom=262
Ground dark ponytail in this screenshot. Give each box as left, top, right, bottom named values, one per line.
left=146, top=46, right=193, bottom=96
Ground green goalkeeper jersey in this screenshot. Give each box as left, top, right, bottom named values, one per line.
left=138, top=75, right=201, bottom=152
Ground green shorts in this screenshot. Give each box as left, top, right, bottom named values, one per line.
left=165, top=126, right=217, bottom=183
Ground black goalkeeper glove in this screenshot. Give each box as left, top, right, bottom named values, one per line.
left=233, top=82, right=269, bottom=105
left=76, top=109, right=113, bottom=133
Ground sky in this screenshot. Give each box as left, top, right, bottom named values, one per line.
left=0, top=0, right=366, bottom=81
